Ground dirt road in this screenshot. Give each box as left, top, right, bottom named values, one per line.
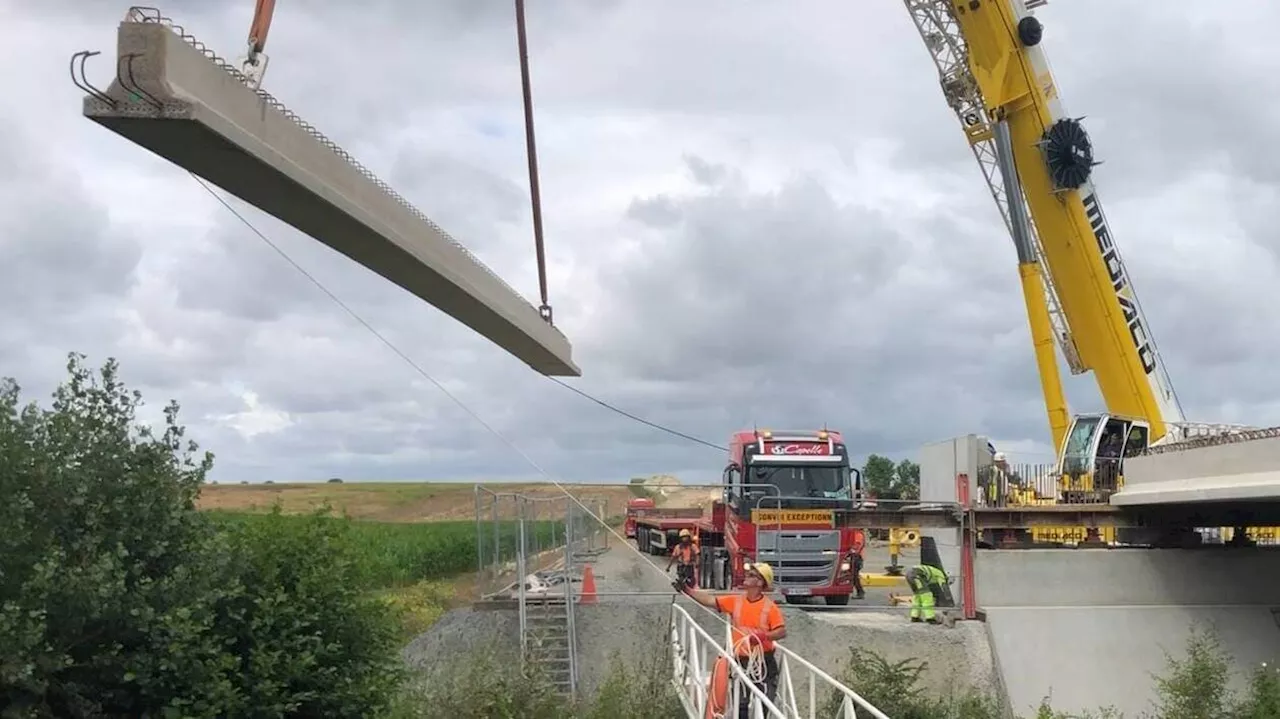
left=582, top=533, right=920, bottom=608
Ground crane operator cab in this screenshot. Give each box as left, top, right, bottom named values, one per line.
left=1057, top=413, right=1150, bottom=502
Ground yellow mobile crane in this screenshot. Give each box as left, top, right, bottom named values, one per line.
left=902, top=0, right=1253, bottom=514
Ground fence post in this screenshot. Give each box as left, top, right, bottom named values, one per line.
left=474, top=486, right=483, bottom=577
left=491, top=496, right=500, bottom=581
left=956, top=473, right=978, bottom=620
left=564, top=495, right=574, bottom=581
left=517, top=498, right=528, bottom=662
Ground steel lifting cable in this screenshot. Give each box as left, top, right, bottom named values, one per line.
left=193, top=175, right=772, bottom=712
left=188, top=174, right=730, bottom=595
left=513, top=0, right=554, bottom=324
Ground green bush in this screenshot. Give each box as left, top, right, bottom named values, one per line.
left=398, top=645, right=683, bottom=719
left=1150, top=625, right=1280, bottom=719
left=826, top=630, right=1277, bottom=719
left=822, top=648, right=1003, bottom=719
left=0, top=354, right=403, bottom=717
left=579, top=650, right=684, bottom=719
left=1236, top=662, right=1280, bottom=719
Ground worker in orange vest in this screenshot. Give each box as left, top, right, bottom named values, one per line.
left=677, top=561, right=785, bottom=715
left=850, top=531, right=866, bottom=600
left=666, top=528, right=700, bottom=589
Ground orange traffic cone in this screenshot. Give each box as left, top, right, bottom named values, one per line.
left=580, top=564, right=598, bottom=605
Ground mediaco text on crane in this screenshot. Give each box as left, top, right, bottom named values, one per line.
left=1083, top=191, right=1157, bottom=376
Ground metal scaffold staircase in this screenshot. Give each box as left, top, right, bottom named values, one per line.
left=512, top=497, right=582, bottom=699
left=668, top=604, right=890, bottom=718
left=521, top=594, right=577, bottom=696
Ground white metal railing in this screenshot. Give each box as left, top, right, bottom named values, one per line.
left=669, top=603, right=890, bottom=718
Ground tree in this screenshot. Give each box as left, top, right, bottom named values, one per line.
left=861, top=455, right=897, bottom=499
left=893, top=459, right=921, bottom=501
left=0, top=353, right=231, bottom=716
left=860, top=455, right=922, bottom=501
left=0, top=353, right=402, bottom=717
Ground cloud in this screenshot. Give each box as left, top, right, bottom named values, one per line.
left=1, top=0, right=1277, bottom=484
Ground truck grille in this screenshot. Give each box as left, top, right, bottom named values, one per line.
left=756, top=530, right=841, bottom=587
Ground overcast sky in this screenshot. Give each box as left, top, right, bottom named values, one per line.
left=2, top=0, right=1277, bottom=484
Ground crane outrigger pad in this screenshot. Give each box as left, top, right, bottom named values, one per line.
left=77, top=11, right=580, bottom=377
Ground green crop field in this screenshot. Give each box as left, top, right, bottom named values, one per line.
left=206, top=511, right=564, bottom=588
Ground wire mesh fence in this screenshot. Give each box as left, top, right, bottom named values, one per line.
left=973, top=459, right=1126, bottom=508
left=972, top=461, right=1280, bottom=546
left=473, top=487, right=613, bottom=599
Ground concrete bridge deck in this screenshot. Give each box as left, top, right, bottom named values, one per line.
left=77, top=11, right=578, bottom=376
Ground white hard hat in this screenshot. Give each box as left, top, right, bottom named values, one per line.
left=993, top=452, right=1007, bottom=462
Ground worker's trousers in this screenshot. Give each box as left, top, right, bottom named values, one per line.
left=851, top=552, right=865, bottom=597
left=906, top=575, right=937, bottom=621
left=676, top=563, right=696, bottom=589
left=736, top=652, right=778, bottom=718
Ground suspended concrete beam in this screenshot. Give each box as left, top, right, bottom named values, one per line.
left=76, top=10, right=579, bottom=376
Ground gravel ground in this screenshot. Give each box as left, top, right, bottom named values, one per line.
left=404, top=538, right=999, bottom=706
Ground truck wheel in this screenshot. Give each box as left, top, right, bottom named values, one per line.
left=825, top=594, right=851, bottom=607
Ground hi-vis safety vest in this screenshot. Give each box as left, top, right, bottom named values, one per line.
left=672, top=543, right=698, bottom=564
left=729, top=596, right=781, bottom=655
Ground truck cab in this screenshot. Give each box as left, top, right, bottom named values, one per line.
left=624, top=497, right=656, bottom=538
left=722, top=428, right=865, bottom=605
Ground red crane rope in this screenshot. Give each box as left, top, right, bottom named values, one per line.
left=514, top=0, right=554, bottom=324
left=247, top=0, right=277, bottom=55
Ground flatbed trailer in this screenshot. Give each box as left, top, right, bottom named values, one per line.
left=633, top=509, right=716, bottom=556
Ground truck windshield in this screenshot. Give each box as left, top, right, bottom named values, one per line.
left=750, top=464, right=850, bottom=500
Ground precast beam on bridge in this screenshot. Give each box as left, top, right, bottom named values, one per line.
left=1112, top=428, right=1280, bottom=507
left=78, top=11, right=579, bottom=376
left=835, top=504, right=1137, bottom=530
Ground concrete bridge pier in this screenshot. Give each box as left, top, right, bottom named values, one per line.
left=977, top=547, right=1280, bottom=716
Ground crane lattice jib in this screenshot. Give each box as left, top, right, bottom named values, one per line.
left=905, top=0, right=1185, bottom=439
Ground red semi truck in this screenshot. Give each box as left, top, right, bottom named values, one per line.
left=633, top=428, right=867, bottom=605
left=624, top=497, right=655, bottom=538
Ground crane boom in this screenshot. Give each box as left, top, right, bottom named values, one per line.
left=903, top=0, right=1083, bottom=379
left=905, top=0, right=1185, bottom=447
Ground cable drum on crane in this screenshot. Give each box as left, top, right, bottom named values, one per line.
left=1017, top=15, right=1044, bottom=46
left=1041, top=118, right=1098, bottom=190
